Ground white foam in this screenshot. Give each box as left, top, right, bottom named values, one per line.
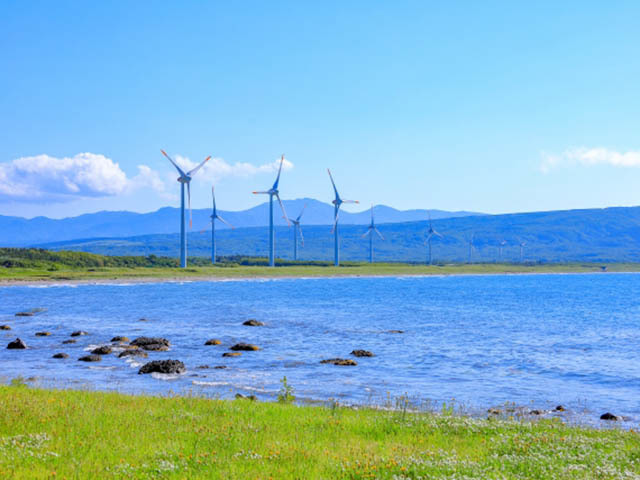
left=151, top=372, right=183, bottom=381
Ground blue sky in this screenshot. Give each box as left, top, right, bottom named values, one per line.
left=1, top=1, right=640, bottom=218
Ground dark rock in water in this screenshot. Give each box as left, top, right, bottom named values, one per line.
left=138, top=359, right=185, bottom=375
left=7, top=338, right=27, bottom=349
left=52, top=353, right=69, bottom=359
left=71, top=331, right=88, bottom=337
left=243, top=319, right=264, bottom=327
left=62, top=339, right=77, bottom=344
left=213, top=365, right=228, bottom=369
left=35, top=331, right=51, bottom=337
left=142, top=343, right=169, bottom=351
left=138, top=318, right=149, bottom=322
left=0, top=325, right=11, bottom=330
left=351, top=349, right=374, bottom=357
left=131, top=337, right=171, bottom=348
left=230, top=343, right=259, bottom=351
left=118, top=349, right=148, bottom=358
left=111, top=336, right=129, bottom=343
left=205, top=339, right=221, bottom=346
left=600, top=412, right=619, bottom=421
left=387, top=330, right=404, bottom=334
left=78, top=354, right=101, bottom=362
left=320, top=358, right=357, bottom=366
left=223, top=352, right=241, bottom=357
left=554, top=405, right=566, bottom=412
left=15, top=312, right=34, bottom=317
left=529, top=409, right=543, bottom=415
left=91, top=345, right=112, bottom=355
left=235, top=393, right=257, bottom=401
left=196, top=365, right=210, bottom=369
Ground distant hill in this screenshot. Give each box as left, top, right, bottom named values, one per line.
left=37, top=206, right=640, bottom=263
left=0, top=199, right=482, bottom=246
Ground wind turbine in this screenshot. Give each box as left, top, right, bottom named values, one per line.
left=253, top=155, right=290, bottom=267
left=466, top=233, right=476, bottom=264
left=425, top=212, right=442, bottom=265
left=328, top=169, right=359, bottom=267
left=498, top=240, right=507, bottom=262
left=362, top=205, right=384, bottom=263
left=290, top=204, right=306, bottom=261
left=519, top=240, right=527, bottom=263
left=161, top=150, right=211, bottom=268
left=202, top=186, right=233, bottom=264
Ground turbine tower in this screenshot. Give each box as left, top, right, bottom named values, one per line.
left=425, top=212, right=442, bottom=265
left=328, top=169, right=359, bottom=267
left=362, top=205, right=384, bottom=263
left=161, top=150, right=211, bottom=268
left=467, top=233, right=476, bottom=264
left=253, top=155, right=290, bottom=267
left=519, top=240, right=526, bottom=263
left=290, top=204, right=306, bottom=261
left=203, top=186, right=233, bottom=264
left=499, top=240, right=507, bottom=262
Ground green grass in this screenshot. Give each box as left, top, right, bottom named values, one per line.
left=0, top=385, right=638, bottom=479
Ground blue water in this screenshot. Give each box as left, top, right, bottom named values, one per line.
left=1, top=273, right=639, bottom=426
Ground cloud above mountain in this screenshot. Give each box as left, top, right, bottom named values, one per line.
left=0, top=153, right=294, bottom=201
left=541, top=147, right=640, bottom=173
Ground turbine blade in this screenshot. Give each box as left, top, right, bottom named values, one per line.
left=187, top=155, right=211, bottom=177
left=296, top=203, right=307, bottom=222
left=276, top=193, right=290, bottom=226
left=217, top=214, right=234, bottom=229
left=298, top=225, right=305, bottom=246
left=252, top=191, right=270, bottom=194
left=161, top=149, right=187, bottom=177
left=342, top=200, right=359, bottom=204
left=361, top=227, right=372, bottom=239
left=331, top=206, right=341, bottom=233
left=272, top=154, right=285, bottom=190
left=374, top=228, right=384, bottom=240
left=327, top=169, right=340, bottom=201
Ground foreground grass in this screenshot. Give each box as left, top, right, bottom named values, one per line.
left=2, top=262, right=639, bottom=283
left=0, top=386, right=638, bottom=479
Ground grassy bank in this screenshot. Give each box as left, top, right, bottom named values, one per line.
left=2, top=248, right=639, bottom=283
left=0, top=385, right=638, bottom=479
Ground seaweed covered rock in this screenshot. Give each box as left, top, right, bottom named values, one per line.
left=222, top=352, right=241, bottom=357
left=0, top=325, right=11, bottom=330
left=138, top=359, right=185, bottom=375
left=350, top=350, right=374, bottom=357
left=230, top=343, right=259, bottom=351
left=118, top=349, right=148, bottom=359
left=71, top=331, right=88, bottom=337
left=600, top=412, right=619, bottom=421
left=35, top=331, right=51, bottom=337
left=320, top=358, right=357, bottom=366
left=243, top=319, right=264, bottom=327
left=91, top=345, right=112, bottom=355
left=62, top=339, right=77, bottom=344
left=130, top=337, right=170, bottom=351
left=111, top=336, right=129, bottom=343
left=52, top=353, right=69, bottom=359
left=7, top=338, right=27, bottom=349
left=205, top=339, right=221, bottom=346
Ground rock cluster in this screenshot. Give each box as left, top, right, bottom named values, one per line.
left=138, top=359, right=185, bottom=375
left=320, top=358, right=357, bottom=366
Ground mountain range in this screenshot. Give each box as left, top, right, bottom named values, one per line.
left=0, top=199, right=481, bottom=246
left=34, top=205, right=640, bottom=263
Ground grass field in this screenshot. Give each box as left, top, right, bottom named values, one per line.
left=2, top=261, right=640, bottom=283
left=0, top=384, right=638, bottom=479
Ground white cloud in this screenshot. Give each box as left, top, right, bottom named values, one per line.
left=169, top=155, right=294, bottom=182
left=0, top=153, right=128, bottom=200
left=541, top=147, right=640, bottom=173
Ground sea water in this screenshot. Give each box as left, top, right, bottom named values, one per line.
left=1, top=273, right=639, bottom=426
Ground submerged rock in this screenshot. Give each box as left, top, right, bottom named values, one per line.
left=204, top=339, right=221, bottom=346
left=223, top=352, right=241, bottom=357
left=243, top=319, right=264, bottom=327
left=600, top=412, right=619, bottom=421
left=71, top=331, right=88, bottom=337
left=91, top=345, right=112, bottom=355
left=195, top=365, right=210, bottom=369
left=213, top=365, right=228, bottom=369
left=35, top=331, right=51, bottom=337
left=320, top=358, right=357, bottom=366
left=230, top=343, right=259, bottom=351
left=350, top=349, right=374, bottom=357
left=118, top=349, right=148, bottom=359
left=387, top=330, right=404, bottom=334
left=15, top=312, right=34, bottom=317
left=111, top=336, right=129, bottom=343
left=7, top=338, right=27, bottom=349
left=62, top=339, right=77, bottom=344
left=138, top=359, right=185, bottom=375
left=52, top=353, right=69, bottom=359
left=78, top=354, right=101, bottom=362
left=0, top=325, right=11, bottom=330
